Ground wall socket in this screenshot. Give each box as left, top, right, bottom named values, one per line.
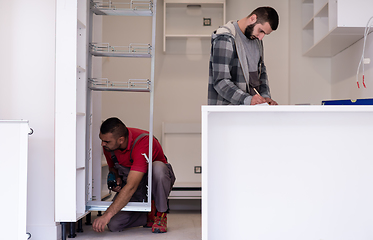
left=203, top=18, right=211, bottom=26
left=194, top=166, right=202, bottom=174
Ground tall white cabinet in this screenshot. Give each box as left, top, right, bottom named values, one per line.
left=302, top=0, right=373, bottom=57
left=55, top=0, right=88, bottom=223
left=86, top=0, right=156, bottom=212
left=55, top=1, right=157, bottom=235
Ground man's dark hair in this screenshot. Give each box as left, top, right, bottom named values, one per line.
left=249, top=6, right=279, bottom=31
left=100, top=117, right=128, bottom=139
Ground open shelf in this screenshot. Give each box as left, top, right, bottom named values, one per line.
left=91, top=0, right=153, bottom=16
left=163, top=0, right=225, bottom=52
left=302, top=0, right=373, bottom=57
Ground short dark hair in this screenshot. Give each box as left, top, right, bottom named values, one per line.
left=100, top=117, right=128, bottom=139
left=249, top=6, right=279, bottom=31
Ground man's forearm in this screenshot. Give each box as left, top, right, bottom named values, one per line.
left=103, top=184, right=137, bottom=219
left=103, top=170, right=144, bottom=219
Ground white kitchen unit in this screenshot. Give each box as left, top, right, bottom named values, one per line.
left=202, top=105, right=373, bottom=240
left=302, top=0, right=373, bottom=57
left=55, top=2, right=157, bottom=236
left=87, top=0, right=157, bottom=212
left=163, top=0, right=225, bottom=53
left=55, top=0, right=89, bottom=224
left=0, top=120, right=30, bottom=240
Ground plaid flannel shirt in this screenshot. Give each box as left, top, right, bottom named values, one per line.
left=208, top=29, right=271, bottom=105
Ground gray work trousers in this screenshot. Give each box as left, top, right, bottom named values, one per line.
left=107, top=161, right=176, bottom=232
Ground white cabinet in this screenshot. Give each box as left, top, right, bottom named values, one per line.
left=163, top=0, right=225, bottom=52
left=86, top=0, right=156, bottom=212
left=55, top=0, right=157, bottom=227
left=202, top=106, right=373, bottom=240
left=302, top=0, right=373, bottom=57
left=55, top=0, right=88, bottom=222
left=0, top=121, right=30, bottom=240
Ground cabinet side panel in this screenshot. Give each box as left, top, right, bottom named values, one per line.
left=55, top=0, right=78, bottom=222
left=204, top=108, right=373, bottom=240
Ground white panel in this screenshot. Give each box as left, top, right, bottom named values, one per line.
left=337, top=0, right=373, bottom=27
left=0, top=121, right=29, bottom=240
left=328, top=0, right=337, bottom=30
left=313, top=16, right=328, bottom=44
left=55, top=0, right=85, bottom=222
left=91, top=12, right=104, bottom=202
left=202, top=106, right=373, bottom=240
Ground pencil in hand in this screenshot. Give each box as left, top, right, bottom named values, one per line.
left=253, top=88, right=270, bottom=105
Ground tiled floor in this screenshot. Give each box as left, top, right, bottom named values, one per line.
left=71, top=210, right=201, bottom=240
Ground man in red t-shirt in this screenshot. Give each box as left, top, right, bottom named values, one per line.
left=92, top=117, right=176, bottom=234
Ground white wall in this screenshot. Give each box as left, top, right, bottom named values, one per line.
left=0, top=0, right=58, bottom=239
left=331, top=32, right=373, bottom=99
left=100, top=15, right=153, bottom=131
left=289, top=0, right=331, bottom=105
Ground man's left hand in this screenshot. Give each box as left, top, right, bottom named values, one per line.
left=92, top=214, right=111, bottom=233
left=265, top=98, right=278, bottom=105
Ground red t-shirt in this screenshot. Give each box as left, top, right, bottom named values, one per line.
left=103, top=128, right=167, bottom=173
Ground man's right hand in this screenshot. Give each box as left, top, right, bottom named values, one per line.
left=250, top=94, right=267, bottom=105
left=112, top=177, right=122, bottom=192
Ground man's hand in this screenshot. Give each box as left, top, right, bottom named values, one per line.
left=250, top=94, right=267, bottom=105
left=93, top=214, right=111, bottom=233
left=264, top=97, right=278, bottom=105
left=92, top=170, right=145, bottom=233
left=112, top=177, right=122, bottom=192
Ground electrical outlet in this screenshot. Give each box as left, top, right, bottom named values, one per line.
left=203, top=18, right=211, bottom=26
left=194, top=166, right=202, bottom=174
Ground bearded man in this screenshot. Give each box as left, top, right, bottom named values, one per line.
left=208, top=6, right=279, bottom=105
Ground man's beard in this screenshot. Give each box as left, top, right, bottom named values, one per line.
left=244, top=22, right=257, bottom=40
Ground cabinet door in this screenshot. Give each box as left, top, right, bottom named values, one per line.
left=0, top=121, right=29, bottom=240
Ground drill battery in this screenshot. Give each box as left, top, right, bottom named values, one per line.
left=107, top=172, right=117, bottom=190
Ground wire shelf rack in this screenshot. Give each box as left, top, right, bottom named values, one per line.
left=88, top=78, right=151, bottom=92
left=91, top=0, right=153, bottom=16
left=90, top=43, right=152, bottom=58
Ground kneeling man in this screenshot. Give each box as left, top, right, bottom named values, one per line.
left=93, top=117, right=176, bottom=233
